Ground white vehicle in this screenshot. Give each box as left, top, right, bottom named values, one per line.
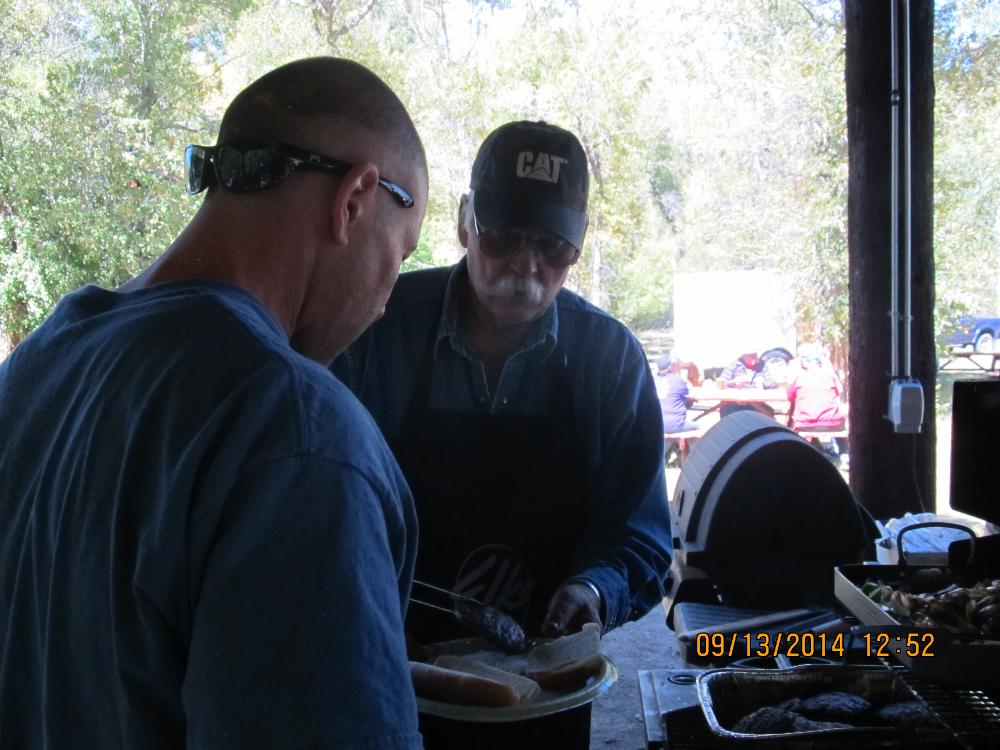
left=671, top=270, right=797, bottom=379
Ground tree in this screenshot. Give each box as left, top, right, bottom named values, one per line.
left=3, top=0, right=999, bottom=365
left=642, top=0, right=848, bottom=352
left=934, top=0, right=1000, bottom=330
left=1, top=0, right=251, bottom=346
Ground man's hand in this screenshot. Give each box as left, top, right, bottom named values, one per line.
left=542, top=580, right=602, bottom=638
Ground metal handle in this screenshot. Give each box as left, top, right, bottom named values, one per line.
left=895, top=521, right=976, bottom=566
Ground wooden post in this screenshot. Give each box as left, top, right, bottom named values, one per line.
left=845, top=0, right=935, bottom=520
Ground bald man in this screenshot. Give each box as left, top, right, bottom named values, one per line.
left=0, top=58, right=427, bottom=749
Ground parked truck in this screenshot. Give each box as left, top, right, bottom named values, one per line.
left=941, top=316, right=1000, bottom=353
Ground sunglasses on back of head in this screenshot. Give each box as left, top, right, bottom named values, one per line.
left=473, top=208, right=581, bottom=269
left=184, top=140, right=414, bottom=208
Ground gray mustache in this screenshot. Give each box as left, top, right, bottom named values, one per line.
left=485, top=276, right=545, bottom=304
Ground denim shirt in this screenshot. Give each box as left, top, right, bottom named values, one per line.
left=334, top=260, right=672, bottom=630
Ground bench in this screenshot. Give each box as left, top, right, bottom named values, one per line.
left=795, top=428, right=848, bottom=442
left=664, top=426, right=849, bottom=468
left=663, top=427, right=709, bottom=467
left=795, top=427, right=849, bottom=468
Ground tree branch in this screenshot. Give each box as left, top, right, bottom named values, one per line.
left=313, top=0, right=379, bottom=47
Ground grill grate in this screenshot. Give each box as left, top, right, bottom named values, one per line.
left=894, top=667, right=1000, bottom=750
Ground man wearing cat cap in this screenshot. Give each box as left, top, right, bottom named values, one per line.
left=334, top=121, right=671, bottom=745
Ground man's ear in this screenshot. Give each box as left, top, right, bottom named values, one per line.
left=457, top=194, right=470, bottom=249
left=329, top=162, right=380, bottom=246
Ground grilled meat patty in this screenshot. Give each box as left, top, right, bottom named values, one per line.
left=452, top=599, right=535, bottom=654
left=876, top=700, right=941, bottom=728
left=798, top=691, right=872, bottom=721
left=732, top=706, right=851, bottom=734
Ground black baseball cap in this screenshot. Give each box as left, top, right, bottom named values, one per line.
left=470, top=121, right=589, bottom=250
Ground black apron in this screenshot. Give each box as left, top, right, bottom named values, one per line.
left=393, top=332, right=592, bottom=644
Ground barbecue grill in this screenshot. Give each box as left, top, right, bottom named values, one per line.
left=664, top=411, right=872, bottom=624
left=639, top=662, right=1000, bottom=749
left=641, top=399, right=1000, bottom=748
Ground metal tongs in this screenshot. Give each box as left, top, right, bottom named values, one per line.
left=410, top=579, right=535, bottom=654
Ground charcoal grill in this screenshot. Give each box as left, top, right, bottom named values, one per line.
left=664, top=411, right=872, bottom=624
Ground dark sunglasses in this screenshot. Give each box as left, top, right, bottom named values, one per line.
left=184, top=140, right=414, bottom=208
left=473, top=208, right=580, bottom=269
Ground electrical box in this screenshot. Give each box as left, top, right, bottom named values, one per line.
left=887, top=379, right=924, bottom=433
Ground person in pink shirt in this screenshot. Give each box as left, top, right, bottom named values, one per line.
left=787, top=343, right=848, bottom=463
left=787, top=343, right=846, bottom=430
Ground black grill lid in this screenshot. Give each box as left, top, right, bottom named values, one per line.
left=667, top=411, right=868, bottom=612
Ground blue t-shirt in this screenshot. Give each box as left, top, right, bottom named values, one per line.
left=655, top=373, right=691, bottom=431
left=0, top=282, right=422, bottom=750
left=334, top=260, right=672, bottom=630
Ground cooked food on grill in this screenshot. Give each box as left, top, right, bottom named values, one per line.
left=875, top=700, right=941, bottom=728
left=797, top=691, right=872, bottom=721
left=775, top=697, right=803, bottom=712
left=726, top=688, right=943, bottom=735
left=864, top=577, right=1000, bottom=637
left=452, top=598, right=536, bottom=654
left=732, top=706, right=851, bottom=734
left=732, top=707, right=800, bottom=734
left=906, top=567, right=950, bottom=593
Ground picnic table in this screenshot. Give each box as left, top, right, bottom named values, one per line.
left=662, top=385, right=791, bottom=467
left=687, top=384, right=790, bottom=420
left=937, top=350, right=1000, bottom=375
left=663, top=385, right=848, bottom=469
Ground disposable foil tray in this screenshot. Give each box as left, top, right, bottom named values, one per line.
left=697, top=664, right=952, bottom=746
left=834, top=564, right=1000, bottom=689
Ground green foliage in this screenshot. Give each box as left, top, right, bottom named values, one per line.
left=1, top=0, right=248, bottom=344
left=934, top=0, right=1000, bottom=325
left=1, top=0, right=998, bottom=361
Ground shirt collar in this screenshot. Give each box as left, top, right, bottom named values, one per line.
left=435, top=257, right=560, bottom=362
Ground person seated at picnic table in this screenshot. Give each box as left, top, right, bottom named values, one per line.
left=655, top=355, right=699, bottom=433
left=719, top=351, right=777, bottom=418
left=655, top=355, right=700, bottom=464
left=720, top=351, right=777, bottom=389
left=787, top=343, right=848, bottom=459
left=787, top=343, right=846, bottom=429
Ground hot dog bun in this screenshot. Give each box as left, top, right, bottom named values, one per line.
left=410, top=661, right=519, bottom=707
left=434, top=654, right=541, bottom=703
left=525, top=622, right=604, bottom=690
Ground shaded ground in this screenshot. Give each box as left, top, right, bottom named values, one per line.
left=590, top=604, right=681, bottom=749
left=589, top=468, right=683, bottom=749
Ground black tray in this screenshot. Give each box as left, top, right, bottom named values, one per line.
left=834, top=563, right=1000, bottom=689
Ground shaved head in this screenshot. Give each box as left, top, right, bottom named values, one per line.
left=218, top=57, right=426, bottom=177
left=128, top=57, right=427, bottom=367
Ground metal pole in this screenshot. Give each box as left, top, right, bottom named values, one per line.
left=889, top=0, right=901, bottom=379
left=903, top=0, right=914, bottom=378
